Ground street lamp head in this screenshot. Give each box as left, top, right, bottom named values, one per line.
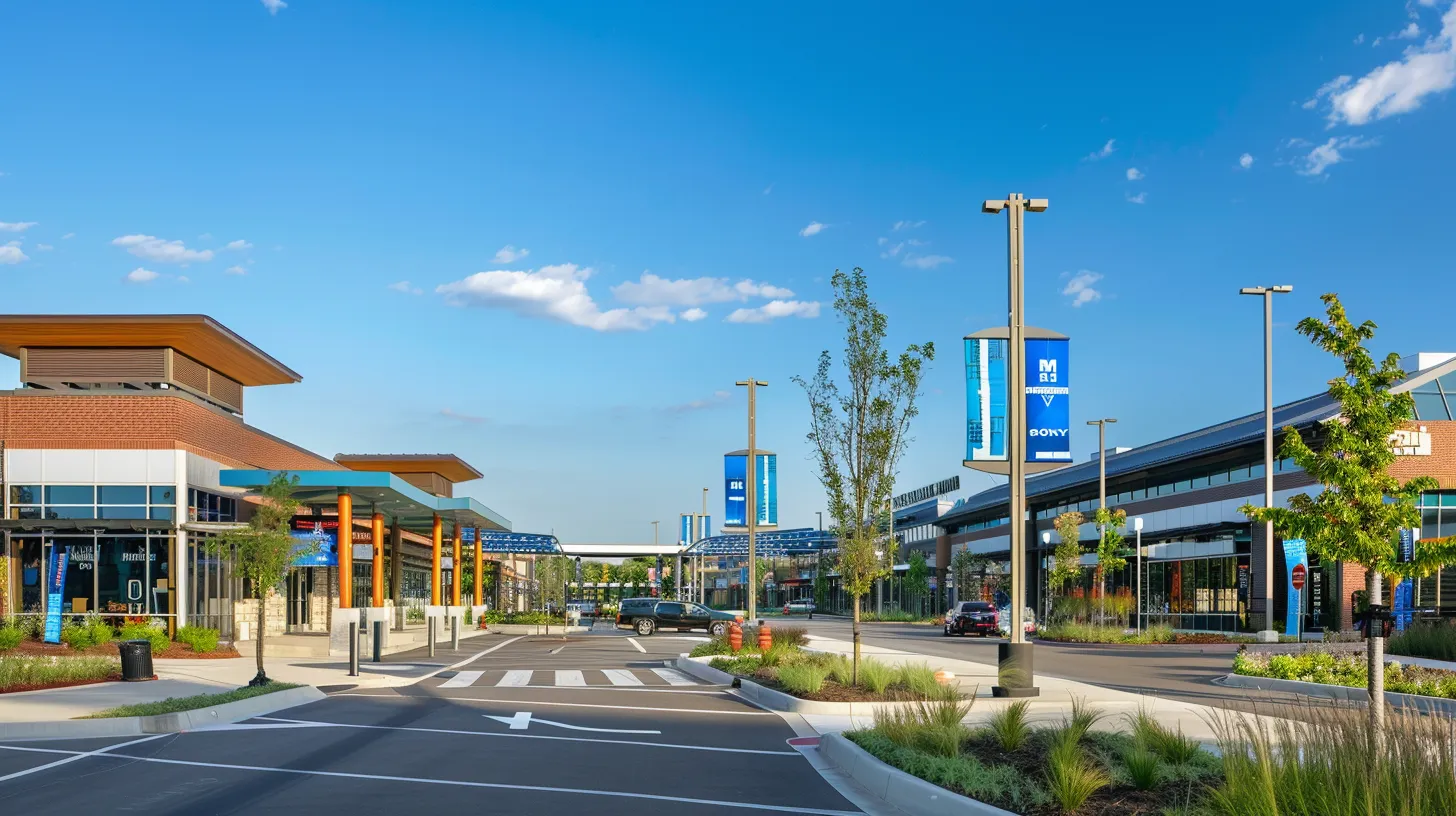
left=1133, top=517, right=1144, bottom=532
left=1042, top=531, right=1051, bottom=544
left=981, top=200, right=1007, bottom=213
left=1239, top=287, right=1267, bottom=296
left=1272, top=285, right=1293, bottom=293
left=1026, top=198, right=1049, bottom=212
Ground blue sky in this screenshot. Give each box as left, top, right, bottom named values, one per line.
left=3, top=1, right=1455, bottom=543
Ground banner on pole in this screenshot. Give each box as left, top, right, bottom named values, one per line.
left=44, top=547, right=69, bottom=644
left=1282, top=538, right=1307, bottom=636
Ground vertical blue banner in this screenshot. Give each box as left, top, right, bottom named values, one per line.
left=724, top=455, right=747, bottom=526
left=757, top=453, right=778, bottom=525
left=701, top=515, right=712, bottom=539
left=680, top=514, right=694, bottom=546
left=964, top=337, right=1008, bottom=463
left=1024, top=338, right=1071, bottom=463
left=44, top=547, right=69, bottom=644
left=1282, top=537, right=1307, bottom=636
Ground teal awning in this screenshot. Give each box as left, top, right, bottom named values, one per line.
left=218, top=470, right=511, bottom=535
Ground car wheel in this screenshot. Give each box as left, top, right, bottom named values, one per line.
left=635, top=618, right=656, bottom=636
left=710, top=621, right=728, bottom=637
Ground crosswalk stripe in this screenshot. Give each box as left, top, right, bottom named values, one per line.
left=650, top=668, right=696, bottom=686
left=497, top=670, right=533, bottom=687
left=440, top=671, right=484, bottom=688
left=602, top=669, right=644, bottom=686
left=555, top=670, right=586, bottom=686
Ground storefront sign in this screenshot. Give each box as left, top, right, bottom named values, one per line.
left=1282, top=538, right=1307, bottom=636
left=44, top=547, right=69, bottom=643
left=1398, top=528, right=1415, bottom=563
left=1391, top=426, right=1431, bottom=457
left=893, top=476, right=961, bottom=509
left=1309, top=568, right=1324, bottom=630
left=290, top=520, right=338, bottom=567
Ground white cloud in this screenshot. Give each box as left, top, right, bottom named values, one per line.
left=1304, top=75, right=1352, bottom=109
left=1084, top=139, right=1116, bottom=160
left=261, top=0, right=287, bottom=14
left=892, top=220, right=925, bottom=231
left=1355, top=33, right=1366, bottom=45
left=225, top=239, right=252, bottom=251
left=125, top=267, right=159, bottom=284
left=225, top=265, right=247, bottom=275
left=1325, top=4, right=1456, bottom=125
left=0, top=241, right=28, bottom=265
left=1396, top=22, right=1424, bottom=39
left=906, top=238, right=927, bottom=247
left=1126, top=192, right=1147, bottom=204
left=666, top=390, right=732, bottom=413
left=1126, top=167, right=1144, bottom=181
left=681, top=308, right=708, bottom=322
left=1061, top=271, right=1104, bottom=307
left=1296, top=135, right=1379, bottom=175
left=35, top=243, right=53, bottom=251
left=878, top=239, right=905, bottom=259
left=177, top=275, right=190, bottom=284
left=0, top=221, right=37, bottom=232
left=610, top=273, right=794, bottom=306
left=725, top=300, right=820, bottom=323
left=902, top=254, right=954, bottom=270
left=1239, top=153, right=1255, bottom=169
left=61, top=232, right=74, bottom=240
left=799, top=221, right=827, bottom=237
left=437, top=263, right=676, bottom=332
left=388, top=280, right=423, bottom=295
left=111, top=234, right=214, bottom=264
left=492, top=244, right=530, bottom=264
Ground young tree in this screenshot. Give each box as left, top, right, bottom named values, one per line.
left=812, top=554, right=830, bottom=609
left=1092, top=507, right=1128, bottom=622
left=1048, top=511, right=1086, bottom=610
left=211, top=473, right=304, bottom=687
left=905, top=550, right=930, bottom=615
left=1241, top=293, right=1456, bottom=734
left=795, top=267, right=934, bottom=680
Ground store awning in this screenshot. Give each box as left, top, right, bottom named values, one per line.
left=684, top=528, right=838, bottom=557
left=218, top=469, right=511, bottom=535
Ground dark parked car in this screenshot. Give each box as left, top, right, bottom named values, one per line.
left=944, top=601, right=999, bottom=637
left=615, top=598, right=741, bottom=636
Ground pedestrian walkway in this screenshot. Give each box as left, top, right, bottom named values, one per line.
left=431, top=666, right=705, bottom=689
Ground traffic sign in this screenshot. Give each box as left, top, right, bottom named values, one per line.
left=1291, top=564, right=1307, bottom=592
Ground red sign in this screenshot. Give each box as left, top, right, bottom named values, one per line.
left=1291, top=564, right=1307, bottom=592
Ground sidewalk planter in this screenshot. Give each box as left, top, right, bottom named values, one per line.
left=819, top=732, right=1014, bottom=816
left=0, top=684, right=325, bottom=741
left=485, top=624, right=590, bottom=636
left=1221, top=672, right=1456, bottom=716
left=674, top=656, right=965, bottom=716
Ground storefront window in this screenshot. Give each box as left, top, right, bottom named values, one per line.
left=60, top=539, right=96, bottom=613
left=97, top=537, right=150, bottom=614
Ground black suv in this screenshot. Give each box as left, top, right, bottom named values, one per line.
left=615, top=598, right=741, bottom=636
left=944, top=601, right=999, bottom=637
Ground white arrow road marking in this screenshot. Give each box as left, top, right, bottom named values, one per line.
left=484, top=712, right=660, bottom=735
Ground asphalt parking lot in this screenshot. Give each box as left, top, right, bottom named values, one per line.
left=0, top=632, right=864, bottom=815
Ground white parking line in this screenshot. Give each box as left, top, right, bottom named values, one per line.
left=497, top=670, right=533, bottom=687
left=625, top=637, right=647, bottom=653
left=0, top=734, right=167, bottom=783
left=440, top=671, right=484, bottom=689
left=555, top=670, right=586, bottom=686
left=603, top=669, right=643, bottom=686
left=0, top=744, right=857, bottom=814
left=650, top=668, right=696, bottom=686
left=331, top=694, right=774, bottom=716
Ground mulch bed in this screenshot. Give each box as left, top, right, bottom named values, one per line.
left=0, top=674, right=124, bottom=695
left=749, top=670, right=951, bottom=703
left=4, top=639, right=241, bottom=660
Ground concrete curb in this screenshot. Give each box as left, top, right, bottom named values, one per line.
left=0, top=685, right=326, bottom=742
left=819, top=732, right=1014, bottom=816
left=1220, top=672, right=1456, bottom=715
left=480, top=624, right=590, bottom=636
left=673, top=656, right=958, bottom=715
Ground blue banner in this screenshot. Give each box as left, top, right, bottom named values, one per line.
left=1282, top=537, right=1307, bottom=636
left=1024, top=337, right=1071, bottom=463
left=756, top=454, right=778, bottom=526
left=724, top=454, right=747, bottom=526
left=44, top=547, right=68, bottom=643
left=1394, top=578, right=1414, bottom=631
left=964, top=337, right=1008, bottom=462
left=702, top=515, right=712, bottom=539
left=290, top=522, right=338, bottom=567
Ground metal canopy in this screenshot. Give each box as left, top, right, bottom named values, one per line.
left=684, top=528, right=837, bottom=557
left=217, top=470, right=511, bottom=535
left=459, top=528, right=562, bottom=555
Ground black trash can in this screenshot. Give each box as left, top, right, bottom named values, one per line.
left=118, top=639, right=154, bottom=681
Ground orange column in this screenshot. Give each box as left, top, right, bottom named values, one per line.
left=473, top=527, right=483, bottom=607
left=431, top=513, right=443, bottom=606
left=337, top=491, right=353, bottom=608
left=451, top=530, right=462, bottom=606
left=371, top=512, right=385, bottom=608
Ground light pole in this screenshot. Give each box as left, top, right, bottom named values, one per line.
left=1240, top=285, right=1293, bottom=637
left=1042, top=530, right=1052, bottom=620
left=1133, top=517, right=1143, bottom=632
left=701, top=487, right=709, bottom=604
left=1087, top=418, right=1117, bottom=601
left=982, top=192, right=1048, bottom=698
left=736, top=378, right=768, bottom=621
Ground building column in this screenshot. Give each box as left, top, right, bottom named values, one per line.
left=473, top=527, right=483, bottom=607
left=371, top=512, right=385, bottom=608
left=431, top=513, right=443, bottom=606
left=337, top=491, right=353, bottom=608
left=389, top=519, right=403, bottom=606
left=451, top=529, right=462, bottom=607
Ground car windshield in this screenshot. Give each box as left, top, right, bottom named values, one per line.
left=962, top=603, right=994, bottom=612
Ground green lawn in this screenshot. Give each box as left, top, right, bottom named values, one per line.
left=82, top=682, right=301, bottom=718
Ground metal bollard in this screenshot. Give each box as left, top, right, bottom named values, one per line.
left=373, top=619, right=383, bottom=663
left=348, top=621, right=359, bottom=677
left=451, top=615, right=459, bottom=651
left=428, top=618, right=435, bottom=657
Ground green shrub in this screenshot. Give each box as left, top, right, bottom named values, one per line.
left=1125, top=708, right=1201, bottom=765
left=1045, top=729, right=1110, bottom=812
left=708, top=655, right=763, bottom=675
left=872, top=698, right=973, bottom=759
left=896, top=662, right=947, bottom=699
left=0, top=655, right=119, bottom=689
left=1122, top=746, right=1161, bottom=790
left=822, top=653, right=854, bottom=686
left=117, top=623, right=170, bottom=654
left=848, top=730, right=1048, bottom=813
left=768, top=625, right=808, bottom=647
left=758, top=643, right=803, bottom=668
left=1063, top=695, right=1105, bottom=744
left=857, top=657, right=896, bottom=694
left=778, top=663, right=830, bottom=695
left=3, top=613, right=44, bottom=639
left=988, top=700, right=1032, bottom=752
left=0, top=627, right=23, bottom=651
left=60, top=617, right=113, bottom=650
left=174, top=626, right=219, bottom=653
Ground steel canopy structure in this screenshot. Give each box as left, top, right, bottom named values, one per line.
left=460, top=528, right=563, bottom=555
left=684, top=527, right=837, bottom=558
left=218, top=469, right=510, bottom=535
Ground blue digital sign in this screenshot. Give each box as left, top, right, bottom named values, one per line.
left=1024, top=337, right=1071, bottom=463
left=725, top=453, right=777, bottom=526
left=1282, top=537, right=1307, bottom=636
left=965, top=337, right=1008, bottom=463
left=681, top=514, right=695, bottom=546
left=725, top=455, right=747, bottom=527
left=290, top=521, right=338, bottom=567
left=756, top=453, right=778, bottom=526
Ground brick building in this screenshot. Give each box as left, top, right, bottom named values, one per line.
left=934, top=352, right=1456, bottom=634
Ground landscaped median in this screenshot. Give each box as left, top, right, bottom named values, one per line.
left=1226, top=646, right=1456, bottom=713
left=0, top=681, right=325, bottom=741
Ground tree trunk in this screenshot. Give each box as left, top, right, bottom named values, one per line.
left=852, top=593, right=862, bottom=685
left=1368, top=569, right=1385, bottom=740
left=255, top=587, right=267, bottom=684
